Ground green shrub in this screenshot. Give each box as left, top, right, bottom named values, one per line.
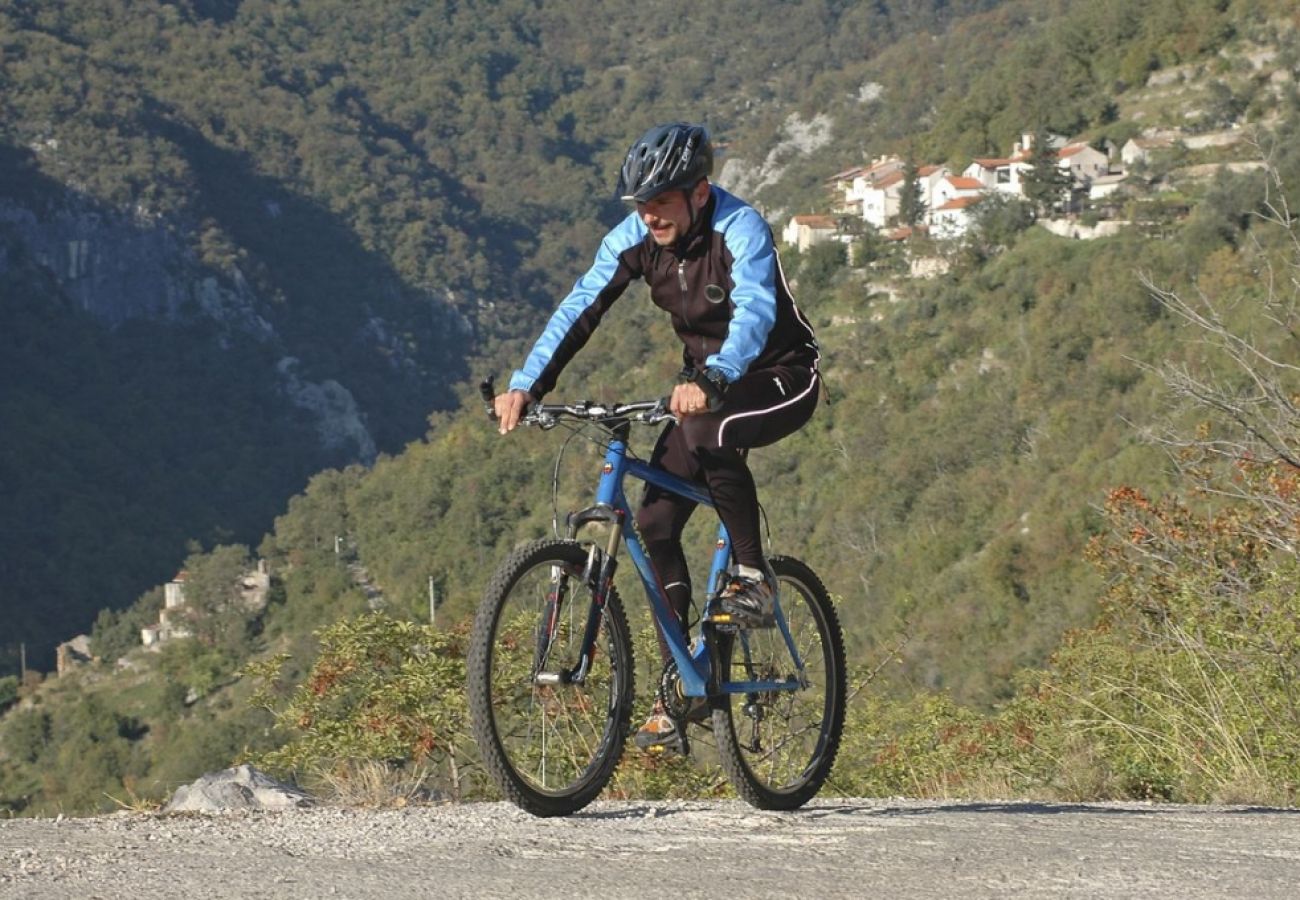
left=244, top=613, right=475, bottom=800
left=0, top=675, right=17, bottom=713
left=799, top=241, right=848, bottom=291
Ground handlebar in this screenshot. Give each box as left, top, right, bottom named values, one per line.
left=479, top=377, right=675, bottom=429
left=522, top=398, right=674, bottom=429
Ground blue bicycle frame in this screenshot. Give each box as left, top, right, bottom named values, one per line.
left=572, top=429, right=809, bottom=700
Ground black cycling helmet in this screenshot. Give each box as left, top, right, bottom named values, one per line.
left=616, top=123, right=713, bottom=203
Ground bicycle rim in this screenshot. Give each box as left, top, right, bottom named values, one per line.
left=469, top=540, right=633, bottom=816
left=712, top=556, right=845, bottom=810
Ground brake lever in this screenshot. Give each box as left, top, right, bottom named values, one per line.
left=643, top=397, right=676, bottom=424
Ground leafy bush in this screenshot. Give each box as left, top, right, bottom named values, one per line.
left=2, top=708, right=50, bottom=765
left=90, top=588, right=164, bottom=663
left=0, top=675, right=17, bottom=713
left=244, top=614, right=475, bottom=800
left=798, top=241, right=848, bottom=291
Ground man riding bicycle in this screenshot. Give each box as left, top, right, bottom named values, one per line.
left=492, top=122, right=821, bottom=751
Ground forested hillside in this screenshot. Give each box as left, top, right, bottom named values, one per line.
left=0, top=0, right=1004, bottom=672
left=5, top=0, right=1300, bottom=814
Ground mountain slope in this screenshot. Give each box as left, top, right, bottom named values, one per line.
left=0, top=0, right=1015, bottom=671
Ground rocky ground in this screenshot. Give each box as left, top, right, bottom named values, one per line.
left=4, top=797, right=1300, bottom=898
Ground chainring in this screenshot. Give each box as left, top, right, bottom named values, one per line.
left=656, top=659, right=694, bottom=721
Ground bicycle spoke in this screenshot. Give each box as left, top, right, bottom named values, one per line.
left=470, top=541, right=634, bottom=814
left=712, top=556, right=845, bottom=810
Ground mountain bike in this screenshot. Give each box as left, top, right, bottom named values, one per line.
left=466, top=379, right=846, bottom=817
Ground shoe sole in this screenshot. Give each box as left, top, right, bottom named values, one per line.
left=634, top=727, right=682, bottom=752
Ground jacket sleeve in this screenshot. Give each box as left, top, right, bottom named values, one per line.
left=707, top=207, right=779, bottom=382
left=509, top=215, right=646, bottom=398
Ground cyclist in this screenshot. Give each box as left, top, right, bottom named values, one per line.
left=492, top=122, right=821, bottom=750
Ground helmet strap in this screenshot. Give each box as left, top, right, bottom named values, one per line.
left=679, top=181, right=706, bottom=249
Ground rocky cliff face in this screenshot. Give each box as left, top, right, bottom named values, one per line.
left=2, top=201, right=201, bottom=324
left=0, top=198, right=379, bottom=461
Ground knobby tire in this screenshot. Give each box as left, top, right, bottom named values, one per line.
left=467, top=539, right=635, bottom=817
left=710, top=555, right=846, bottom=810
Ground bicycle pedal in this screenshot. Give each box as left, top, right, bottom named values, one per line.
left=705, top=612, right=739, bottom=632
left=706, top=611, right=775, bottom=631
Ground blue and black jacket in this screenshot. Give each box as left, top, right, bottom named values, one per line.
left=509, top=185, right=819, bottom=399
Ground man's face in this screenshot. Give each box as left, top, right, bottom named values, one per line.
left=636, top=180, right=708, bottom=246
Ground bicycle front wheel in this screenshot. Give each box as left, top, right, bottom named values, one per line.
left=711, top=555, right=846, bottom=810
left=467, top=539, right=635, bottom=817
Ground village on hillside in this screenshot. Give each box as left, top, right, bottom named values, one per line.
left=782, top=126, right=1258, bottom=256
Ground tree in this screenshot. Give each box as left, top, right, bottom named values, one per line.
left=962, top=194, right=1035, bottom=262
left=178, top=545, right=257, bottom=653
left=0, top=676, right=18, bottom=713
left=1020, top=128, right=1071, bottom=216
left=897, top=159, right=926, bottom=227
left=1139, top=160, right=1300, bottom=490
left=799, top=241, right=847, bottom=291
left=2, top=709, right=51, bottom=765
left=1198, top=80, right=1248, bottom=132
left=90, top=588, right=164, bottom=663
left=1087, top=159, right=1300, bottom=794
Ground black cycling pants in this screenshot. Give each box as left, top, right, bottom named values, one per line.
left=635, top=364, right=820, bottom=630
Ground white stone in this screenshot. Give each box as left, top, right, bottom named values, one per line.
left=163, top=765, right=315, bottom=813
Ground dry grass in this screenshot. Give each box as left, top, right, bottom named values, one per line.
left=312, top=760, right=444, bottom=808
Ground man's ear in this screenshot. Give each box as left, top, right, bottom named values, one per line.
left=692, top=178, right=711, bottom=209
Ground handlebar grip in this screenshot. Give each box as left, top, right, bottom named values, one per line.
left=480, top=376, right=498, bottom=421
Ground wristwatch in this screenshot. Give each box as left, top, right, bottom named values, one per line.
left=695, top=366, right=730, bottom=410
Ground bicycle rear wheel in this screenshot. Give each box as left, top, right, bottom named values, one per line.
left=468, top=539, right=634, bottom=817
left=711, top=555, right=845, bottom=810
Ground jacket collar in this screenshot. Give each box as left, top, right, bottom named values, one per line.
left=652, top=188, right=715, bottom=259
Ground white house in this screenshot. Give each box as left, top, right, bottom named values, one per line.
left=141, top=561, right=271, bottom=649
left=931, top=195, right=985, bottom=239
left=963, top=155, right=1029, bottom=194
left=915, top=164, right=951, bottom=214
left=1056, top=142, right=1110, bottom=185
left=932, top=174, right=984, bottom=209
left=1088, top=172, right=1128, bottom=200
left=1121, top=136, right=1175, bottom=168
left=825, top=163, right=872, bottom=214
left=153, top=570, right=192, bottom=644
left=859, top=170, right=906, bottom=228
left=843, top=156, right=907, bottom=226
left=783, top=214, right=839, bottom=253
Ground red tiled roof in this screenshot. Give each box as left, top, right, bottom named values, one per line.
left=792, top=215, right=837, bottom=228
left=945, top=176, right=983, bottom=190
left=864, top=156, right=903, bottom=174
left=934, top=195, right=984, bottom=211
left=826, top=165, right=870, bottom=183
left=886, top=224, right=929, bottom=240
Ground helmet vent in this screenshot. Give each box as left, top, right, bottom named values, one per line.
left=616, top=123, right=713, bottom=203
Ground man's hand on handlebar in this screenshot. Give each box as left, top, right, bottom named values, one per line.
left=670, top=382, right=710, bottom=418
left=493, top=390, right=531, bottom=434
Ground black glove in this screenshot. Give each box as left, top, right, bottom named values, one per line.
left=691, top=366, right=731, bottom=412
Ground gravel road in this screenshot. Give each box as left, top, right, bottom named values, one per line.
left=4, top=798, right=1300, bottom=898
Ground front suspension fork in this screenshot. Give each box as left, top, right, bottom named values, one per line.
left=535, top=505, right=624, bottom=686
